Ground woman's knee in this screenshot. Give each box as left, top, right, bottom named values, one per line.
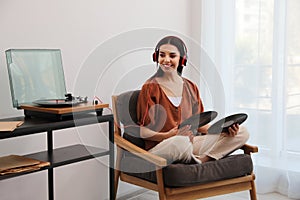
left=238, top=126, right=250, bottom=143
left=169, top=136, right=192, bottom=151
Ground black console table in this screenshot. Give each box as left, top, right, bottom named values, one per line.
left=0, top=114, right=114, bottom=200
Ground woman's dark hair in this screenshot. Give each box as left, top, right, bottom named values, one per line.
left=152, top=36, right=187, bottom=77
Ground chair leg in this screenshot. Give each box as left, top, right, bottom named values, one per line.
left=156, top=167, right=167, bottom=200
left=249, top=179, right=257, bottom=200
left=114, top=169, right=121, bottom=200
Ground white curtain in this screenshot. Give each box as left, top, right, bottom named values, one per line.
left=200, top=0, right=300, bottom=198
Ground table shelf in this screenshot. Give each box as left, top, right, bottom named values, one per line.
left=27, top=144, right=109, bottom=168
left=0, top=144, right=108, bottom=180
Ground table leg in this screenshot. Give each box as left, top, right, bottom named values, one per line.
left=47, top=130, right=54, bottom=200
left=48, top=168, right=54, bottom=200
left=109, top=119, right=114, bottom=200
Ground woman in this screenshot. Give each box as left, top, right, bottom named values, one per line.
left=137, top=36, right=249, bottom=164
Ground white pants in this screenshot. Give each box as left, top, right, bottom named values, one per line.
left=149, top=126, right=249, bottom=163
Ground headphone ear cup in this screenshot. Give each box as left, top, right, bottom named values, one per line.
left=152, top=51, right=158, bottom=62
left=181, top=55, right=187, bottom=66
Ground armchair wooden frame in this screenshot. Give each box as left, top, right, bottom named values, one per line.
left=112, top=95, right=258, bottom=200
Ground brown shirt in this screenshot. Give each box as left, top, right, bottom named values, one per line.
left=137, top=78, right=204, bottom=150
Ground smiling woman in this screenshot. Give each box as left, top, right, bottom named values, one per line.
left=136, top=35, right=249, bottom=164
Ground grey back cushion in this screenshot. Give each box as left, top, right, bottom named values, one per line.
left=116, top=90, right=145, bottom=149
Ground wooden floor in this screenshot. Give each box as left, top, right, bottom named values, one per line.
left=117, top=190, right=293, bottom=200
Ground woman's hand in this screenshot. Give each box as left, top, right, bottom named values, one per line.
left=221, top=123, right=239, bottom=137
left=167, top=126, right=179, bottom=137
left=177, top=125, right=194, bottom=142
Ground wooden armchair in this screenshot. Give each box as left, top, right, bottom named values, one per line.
left=112, top=90, right=258, bottom=200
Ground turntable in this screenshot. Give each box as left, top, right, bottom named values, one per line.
left=5, top=49, right=108, bottom=120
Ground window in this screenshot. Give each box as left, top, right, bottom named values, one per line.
left=201, top=0, right=300, bottom=197
left=286, top=0, right=300, bottom=152
left=234, top=0, right=274, bottom=150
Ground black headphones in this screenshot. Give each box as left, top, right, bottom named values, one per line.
left=152, top=36, right=188, bottom=67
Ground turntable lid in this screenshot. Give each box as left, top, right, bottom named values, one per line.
left=5, top=49, right=67, bottom=108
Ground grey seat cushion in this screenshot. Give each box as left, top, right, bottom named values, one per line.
left=120, top=153, right=253, bottom=187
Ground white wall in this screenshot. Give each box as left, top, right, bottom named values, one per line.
left=0, top=0, right=201, bottom=199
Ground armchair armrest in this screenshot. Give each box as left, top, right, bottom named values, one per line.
left=240, top=144, right=258, bottom=155
left=114, top=133, right=167, bottom=167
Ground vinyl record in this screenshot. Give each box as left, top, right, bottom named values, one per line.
left=207, top=113, right=248, bottom=134
left=178, top=111, right=218, bottom=131
left=33, top=99, right=82, bottom=107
